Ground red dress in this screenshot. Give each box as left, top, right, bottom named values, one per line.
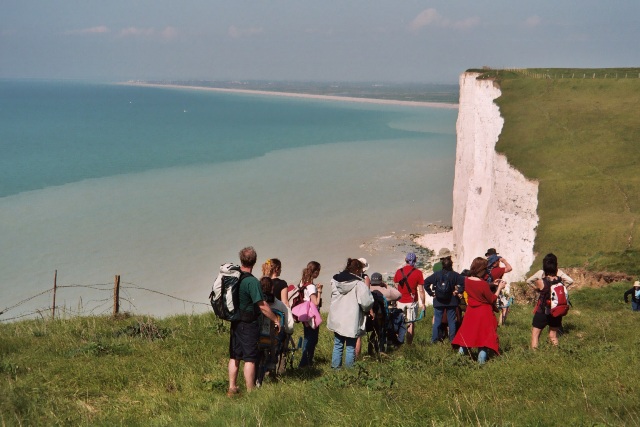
left=451, top=278, right=500, bottom=354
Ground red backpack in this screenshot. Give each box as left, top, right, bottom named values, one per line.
left=546, top=277, right=570, bottom=317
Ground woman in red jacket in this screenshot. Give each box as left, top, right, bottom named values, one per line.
left=452, top=257, right=505, bottom=364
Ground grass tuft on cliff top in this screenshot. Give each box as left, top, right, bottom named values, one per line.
left=473, top=68, right=640, bottom=274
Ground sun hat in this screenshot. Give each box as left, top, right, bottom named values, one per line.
left=487, top=254, right=500, bottom=266
left=485, top=248, right=498, bottom=257
left=405, top=252, right=417, bottom=266
left=634, top=281, right=640, bottom=287
left=370, top=272, right=384, bottom=285
left=358, top=258, right=369, bottom=272
left=436, top=247, right=453, bottom=259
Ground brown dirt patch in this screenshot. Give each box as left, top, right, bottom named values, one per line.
left=511, top=268, right=634, bottom=305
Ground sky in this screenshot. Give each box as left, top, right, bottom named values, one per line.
left=1, top=1, right=638, bottom=84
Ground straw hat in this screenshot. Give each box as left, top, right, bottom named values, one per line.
left=634, top=281, right=640, bottom=287
left=433, top=247, right=452, bottom=260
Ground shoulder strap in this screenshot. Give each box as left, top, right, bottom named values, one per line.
left=236, top=271, right=252, bottom=288
left=401, top=267, right=416, bottom=284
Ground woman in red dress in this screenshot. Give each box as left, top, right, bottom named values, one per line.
left=452, top=257, right=506, bottom=364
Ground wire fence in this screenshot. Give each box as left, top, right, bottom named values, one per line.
left=0, top=274, right=209, bottom=323
left=501, top=68, right=640, bottom=79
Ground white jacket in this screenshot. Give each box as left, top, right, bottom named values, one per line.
left=327, top=271, right=374, bottom=338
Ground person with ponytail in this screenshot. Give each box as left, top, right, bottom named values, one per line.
left=451, top=257, right=505, bottom=364
left=298, top=261, right=322, bottom=368
left=262, top=258, right=289, bottom=306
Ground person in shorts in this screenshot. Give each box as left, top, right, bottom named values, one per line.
left=227, top=247, right=280, bottom=397
left=527, top=253, right=571, bottom=349
left=393, top=252, right=425, bottom=345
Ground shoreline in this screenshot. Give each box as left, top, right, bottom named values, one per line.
left=121, top=82, right=459, bottom=109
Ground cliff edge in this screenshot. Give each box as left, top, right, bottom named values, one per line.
left=419, top=72, right=539, bottom=281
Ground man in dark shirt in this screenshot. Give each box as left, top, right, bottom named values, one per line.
left=228, top=246, right=280, bottom=397
left=424, top=255, right=465, bottom=343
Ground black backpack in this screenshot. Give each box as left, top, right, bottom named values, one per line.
left=365, top=290, right=388, bottom=332
left=434, top=271, right=454, bottom=301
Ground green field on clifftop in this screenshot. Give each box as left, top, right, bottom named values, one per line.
left=477, top=68, right=640, bottom=274
left=1, top=281, right=638, bottom=426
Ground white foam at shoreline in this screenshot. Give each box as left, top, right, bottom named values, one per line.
left=415, top=231, right=454, bottom=259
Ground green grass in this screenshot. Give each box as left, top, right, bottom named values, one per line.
left=475, top=68, right=640, bottom=274
left=2, top=283, right=639, bottom=426
left=3, top=68, right=640, bottom=425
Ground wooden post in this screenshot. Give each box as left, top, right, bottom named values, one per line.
left=113, top=275, right=121, bottom=316
left=52, top=270, right=57, bottom=320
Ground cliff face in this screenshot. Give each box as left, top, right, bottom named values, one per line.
left=451, top=72, right=539, bottom=281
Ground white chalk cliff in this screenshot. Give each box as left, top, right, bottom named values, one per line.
left=420, top=72, right=539, bottom=281
left=453, top=72, right=540, bottom=280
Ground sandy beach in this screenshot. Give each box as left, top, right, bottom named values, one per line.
left=122, top=82, right=460, bottom=110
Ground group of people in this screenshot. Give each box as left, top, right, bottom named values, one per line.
left=225, top=245, right=578, bottom=397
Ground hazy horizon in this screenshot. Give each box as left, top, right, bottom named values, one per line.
left=2, top=1, right=638, bottom=84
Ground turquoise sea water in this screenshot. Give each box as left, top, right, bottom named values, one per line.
left=0, top=80, right=458, bottom=318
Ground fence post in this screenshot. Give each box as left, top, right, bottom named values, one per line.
left=113, top=275, right=121, bottom=316
left=52, top=270, right=57, bottom=320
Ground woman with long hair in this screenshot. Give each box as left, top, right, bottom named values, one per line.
left=298, top=261, right=322, bottom=368
left=452, top=257, right=505, bottom=364
left=262, top=258, right=289, bottom=306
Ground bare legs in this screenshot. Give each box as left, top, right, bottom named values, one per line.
left=228, top=359, right=256, bottom=393
left=406, top=323, right=414, bottom=345
left=531, top=326, right=559, bottom=349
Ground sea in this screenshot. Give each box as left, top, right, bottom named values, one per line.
left=0, top=80, right=458, bottom=320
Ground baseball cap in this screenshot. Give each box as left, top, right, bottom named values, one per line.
left=370, top=272, right=383, bottom=285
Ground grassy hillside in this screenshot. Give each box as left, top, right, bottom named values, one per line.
left=474, top=68, right=640, bottom=275
left=1, top=282, right=639, bottom=426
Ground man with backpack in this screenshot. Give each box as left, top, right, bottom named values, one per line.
left=424, top=251, right=465, bottom=343
left=393, top=252, right=425, bottom=345
left=227, top=247, right=280, bottom=397
left=485, top=251, right=513, bottom=283
left=484, top=250, right=513, bottom=324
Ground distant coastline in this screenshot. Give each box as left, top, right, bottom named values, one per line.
left=121, top=81, right=459, bottom=109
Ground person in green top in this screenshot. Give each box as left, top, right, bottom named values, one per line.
left=227, top=246, right=280, bottom=397
left=432, top=248, right=453, bottom=272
